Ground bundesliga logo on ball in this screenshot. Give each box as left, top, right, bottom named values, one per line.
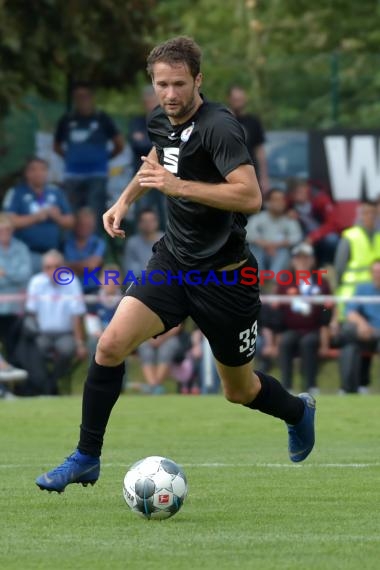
left=123, top=456, right=188, bottom=520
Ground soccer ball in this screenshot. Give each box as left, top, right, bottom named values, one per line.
left=123, top=456, right=188, bottom=520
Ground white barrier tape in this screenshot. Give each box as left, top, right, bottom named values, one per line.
left=0, top=293, right=379, bottom=304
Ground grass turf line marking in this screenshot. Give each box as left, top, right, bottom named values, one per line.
left=2, top=462, right=380, bottom=469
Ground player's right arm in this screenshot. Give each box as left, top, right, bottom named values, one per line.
left=103, top=146, right=158, bottom=238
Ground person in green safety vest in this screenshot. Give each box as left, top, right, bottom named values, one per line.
left=332, top=201, right=380, bottom=390
left=335, top=201, right=380, bottom=301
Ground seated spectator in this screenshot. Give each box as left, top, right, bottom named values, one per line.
left=64, top=207, right=106, bottom=294
left=170, top=327, right=201, bottom=395
left=254, top=303, right=278, bottom=374
left=3, top=157, right=74, bottom=273
left=122, top=208, right=163, bottom=277
left=333, top=201, right=380, bottom=388
left=246, top=188, right=302, bottom=277
left=338, top=260, right=380, bottom=394
left=137, top=325, right=183, bottom=395
left=20, top=250, right=87, bottom=395
left=0, top=213, right=32, bottom=360
left=287, top=178, right=340, bottom=266
left=0, top=350, right=28, bottom=399
left=335, top=201, right=380, bottom=298
left=54, top=82, right=124, bottom=231
left=268, top=243, right=332, bottom=394
left=85, top=264, right=122, bottom=360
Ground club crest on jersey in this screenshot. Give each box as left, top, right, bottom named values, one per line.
left=181, top=122, right=194, bottom=143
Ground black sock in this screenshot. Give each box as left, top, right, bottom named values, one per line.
left=78, top=357, right=125, bottom=457
left=244, top=370, right=304, bottom=424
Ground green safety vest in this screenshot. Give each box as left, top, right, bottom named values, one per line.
left=337, top=226, right=380, bottom=299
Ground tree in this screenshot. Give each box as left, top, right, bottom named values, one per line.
left=150, top=0, right=380, bottom=128
left=0, top=0, right=158, bottom=115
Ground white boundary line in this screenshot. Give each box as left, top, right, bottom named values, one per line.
left=1, top=462, right=380, bottom=469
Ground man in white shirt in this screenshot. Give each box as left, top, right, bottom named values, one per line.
left=24, top=250, right=87, bottom=395
left=246, top=188, right=303, bottom=276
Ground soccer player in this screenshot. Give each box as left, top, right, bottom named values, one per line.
left=36, top=37, right=316, bottom=493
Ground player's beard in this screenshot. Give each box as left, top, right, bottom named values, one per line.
left=164, top=92, right=198, bottom=121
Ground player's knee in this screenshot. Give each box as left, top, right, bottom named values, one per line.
left=223, top=389, right=248, bottom=405
left=97, top=331, right=134, bottom=364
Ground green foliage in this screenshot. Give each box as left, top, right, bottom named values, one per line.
left=1, top=0, right=380, bottom=130
left=149, top=0, right=380, bottom=128
left=0, top=0, right=157, bottom=115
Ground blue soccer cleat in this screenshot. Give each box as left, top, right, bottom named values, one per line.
left=35, top=450, right=100, bottom=493
left=287, top=393, right=316, bottom=463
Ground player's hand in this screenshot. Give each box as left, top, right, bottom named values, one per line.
left=103, top=201, right=128, bottom=238
left=138, top=156, right=182, bottom=196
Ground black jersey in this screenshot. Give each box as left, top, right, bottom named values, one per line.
left=147, top=98, right=254, bottom=270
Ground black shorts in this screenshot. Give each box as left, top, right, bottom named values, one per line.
left=126, top=239, right=261, bottom=366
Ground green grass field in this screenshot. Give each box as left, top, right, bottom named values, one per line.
left=1, top=394, right=380, bottom=570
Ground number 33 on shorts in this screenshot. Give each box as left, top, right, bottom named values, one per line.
left=238, top=320, right=258, bottom=358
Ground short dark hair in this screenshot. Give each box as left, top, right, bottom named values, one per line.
left=287, top=177, right=308, bottom=193
left=146, top=36, right=202, bottom=79
left=266, top=188, right=286, bottom=200
left=24, top=156, right=48, bottom=170
left=137, top=207, right=158, bottom=221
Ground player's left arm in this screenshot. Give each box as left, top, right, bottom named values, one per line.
left=138, top=159, right=262, bottom=214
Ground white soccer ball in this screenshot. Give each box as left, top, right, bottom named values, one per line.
left=123, top=456, right=188, bottom=520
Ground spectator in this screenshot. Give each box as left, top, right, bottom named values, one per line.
left=85, top=264, right=122, bottom=360
left=128, top=85, right=158, bottom=173
left=254, top=303, right=278, bottom=374
left=338, top=260, right=380, bottom=394
left=227, top=85, right=269, bottom=194
left=0, top=213, right=32, bottom=359
left=246, top=188, right=302, bottom=277
left=269, top=243, right=332, bottom=394
left=64, top=207, right=106, bottom=294
left=376, top=195, right=380, bottom=230
left=137, top=325, right=183, bottom=395
left=127, top=85, right=166, bottom=229
left=123, top=208, right=163, bottom=278
left=332, top=201, right=380, bottom=391
left=54, top=82, right=124, bottom=230
left=3, top=157, right=74, bottom=273
left=21, top=250, right=87, bottom=395
left=0, top=350, right=28, bottom=399
left=287, top=178, right=340, bottom=266
left=169, top=326, right=201, bottom=395
left=335, top=201, right=380, bottom=298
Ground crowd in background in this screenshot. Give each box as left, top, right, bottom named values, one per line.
left=1, top=82, right=380, bottom=399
